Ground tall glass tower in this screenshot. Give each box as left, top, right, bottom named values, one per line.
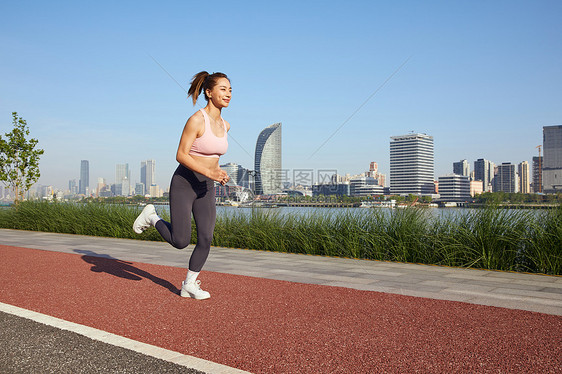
left=390, top=133, right=434, bottom=195
left=474, top=158, right=495, bottom=192
left=518, top=161, right=530, bottom=194
left=79, top=160, right=89, bottom=195
left=543, top=125, right=562, bottom=193
left=116, top=163, right=130, bottom=196
left=254, top=123, right=282, bottom=195
left=494, top=162, right=517, bottom=193
left=141, top=159, right=155, bottom=194
left=532, top=156, right=543, bottom=193
left=453, top=159, right=470, bottom=176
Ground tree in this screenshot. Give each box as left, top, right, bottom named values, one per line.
left=0, top=112, right=44, bottom=203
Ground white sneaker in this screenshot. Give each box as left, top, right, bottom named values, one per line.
left=133, top=204, right=157, bottom=234
left=181, top=280, right=211, bottom=300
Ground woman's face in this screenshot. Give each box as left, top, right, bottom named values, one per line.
left=207, top=78, right=232, bottom=108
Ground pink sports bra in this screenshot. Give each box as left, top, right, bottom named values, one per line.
left=189, top=109, right=228, bottom=158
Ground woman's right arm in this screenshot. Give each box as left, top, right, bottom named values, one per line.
left=175, top=113, right=228, bottom=183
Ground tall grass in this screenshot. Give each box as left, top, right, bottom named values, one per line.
left=0, top=201, right=560, bottom=275
left=0, top=201, right=168, bottom=242
left=525, top=207, right=562, bottom=274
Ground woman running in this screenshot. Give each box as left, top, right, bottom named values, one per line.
left=133, top=71, right=231, bottom=300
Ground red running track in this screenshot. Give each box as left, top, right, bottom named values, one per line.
left=1, top=245, right=561, bottom=373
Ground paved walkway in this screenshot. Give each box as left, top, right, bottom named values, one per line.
left=1, top=229, right=560, bottom=316
left=1, top=229, right=561, bottom=373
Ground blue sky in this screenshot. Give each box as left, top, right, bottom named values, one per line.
left=1, top=0, right=561, bottom=190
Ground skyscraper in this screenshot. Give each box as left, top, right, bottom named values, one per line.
left=494, top=163, right=517, bottom=193
left=69, top=179, right=77, bottom=195
left=96, top=177, right=106, bottom=197
left=79, top=160, right=89, bottom=195
left=543, top=125, right=562, bottom=193
left=389, top=133, right=434, bottom=195
left=368, top=162, right=386, bottom=187
left=453, top=159, right=470, bottom=177
left=474, top=158, right=495, bottom=192
left=135, top=183, right=145, bottom=196
left=141, top=159, right=155, bottom=194
left=518, top=161, right=530, bottom=194
left=532, top=156, right=543, bottom=193
left=116, top=163, right=131, bottom=197
left=254, top=123, right=282, bottom=195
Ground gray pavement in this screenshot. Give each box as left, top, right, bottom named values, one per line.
left=0, top=311, right=206, bottom=374
left=1, top=228, right=561, bottom=316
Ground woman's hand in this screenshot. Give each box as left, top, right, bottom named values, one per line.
left=209, top=167, right=230, bottom=185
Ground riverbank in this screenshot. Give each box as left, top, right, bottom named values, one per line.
left=0, top=201, right=560, bottom=275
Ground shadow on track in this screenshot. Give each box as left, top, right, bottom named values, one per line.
left=74, top=250, right=180, bottom=295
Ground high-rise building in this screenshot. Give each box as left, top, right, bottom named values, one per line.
left=474, top=158, right=495, bottom=192
left=239, top=169, right=254, bottom=190
left=389, top=133, right=434, bottom=195
left=68, top=179, right=78, bottom=195
left=438, top=174, right=471, bottom=202
left=254, top=123, right=282, bottom=195
left=532, top=156, right=543, bottom=193
left=543, top=125, right=562, bottom=193
left=135, top=183, right=145, bottom=196
left=453, top=159, right=470, bottom=177
left=79, top=160, right=89, bottom=195
left=149, top=184, right=162, bottom=197
left=116, top=163, right=131, bottom=197
left=494, top=162, right=518, bottom=193
left=39, top=185, right=54, bottom=199
left=518, top=161, right=530, bottom=194
left=141, top=159, right=155, bottom=194
left=367, top=162, right=386, bottom=186
left=96, top=177, right=106, bottom=197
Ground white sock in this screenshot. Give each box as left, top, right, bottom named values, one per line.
left=149, top=213, right=161, bottom=226
left=185, top=270, right=199, bottom=284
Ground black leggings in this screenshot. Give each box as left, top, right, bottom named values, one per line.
left=155, top=164, right=216, bottom=272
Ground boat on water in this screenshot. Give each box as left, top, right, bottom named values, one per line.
left=223, top=199, right=240, bottom=207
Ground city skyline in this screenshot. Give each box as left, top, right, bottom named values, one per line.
left=1, top=1, right=560, bottom=190
left=0, top=140, right=548, bottom=199
left=15, top=127, right=552, bottom=195
left=11, top=115, right=553, bottom=193
left=53, top=135, right=541, bottom=196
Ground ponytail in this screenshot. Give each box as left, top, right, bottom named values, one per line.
left=187, top=71, right=209, bottom=106
left=187, top=71, right=230, bottom=106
